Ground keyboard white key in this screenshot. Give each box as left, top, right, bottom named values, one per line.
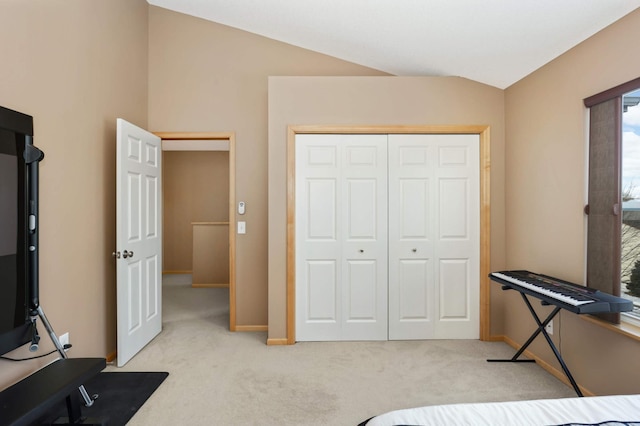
left=491, top=272, right=594, bottom=306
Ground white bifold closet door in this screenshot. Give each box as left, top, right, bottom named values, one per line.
left=295, top=133, right=479, bottom=342
left=388, top=134, right=479, bottom=340
left=295, top=134, right=389, bottom=341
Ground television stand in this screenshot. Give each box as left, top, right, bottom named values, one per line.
left=0, top=357, right=106, bottom=425
left=0, top=306, right=106, bottom=425
left=33, top=305, right=98, bottom=407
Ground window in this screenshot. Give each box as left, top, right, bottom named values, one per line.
left=621, top=89, right=640, bottom=322
left=584, top=78, right=640, bottom=324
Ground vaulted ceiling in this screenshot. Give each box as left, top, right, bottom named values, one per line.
left=147, top=0, right=640, bottom=89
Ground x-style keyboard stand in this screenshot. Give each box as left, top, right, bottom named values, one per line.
left=487, top=289, right=583, bottom=397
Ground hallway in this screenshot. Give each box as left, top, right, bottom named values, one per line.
left=162, top=274, right=229, bottom=324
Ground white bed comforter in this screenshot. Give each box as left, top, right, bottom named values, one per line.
left=366, top=394, right=640, bottom=426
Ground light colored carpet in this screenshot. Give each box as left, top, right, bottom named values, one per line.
left=108, top=275, right=575, bottom=425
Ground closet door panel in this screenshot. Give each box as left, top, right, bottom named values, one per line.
left=345, top=260, right=378, bottom=319
left=439, top=258, right=470, bottom=319
left=433, top=135, right=480, bottom=339
left=398, top=259, right=433, bottom=319
left=341, top=135, right=388, bottom=340
left=388, top=136, right=435, bottom=339
left=306, top=260, right=337, bottom=321
left=439, top=178, right=470, bottom=239
left=296, top=134, right=387, bottom=341
left=346, top=179, right=378, bottom=238
left=296, top=136, right=342, bottom=341
left=307, top=179, right=337, bottom=240
left=389, top=134, right=479, bottom=340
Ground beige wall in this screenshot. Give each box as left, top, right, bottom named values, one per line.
left=267, top=76, right=507, bottom=340
left=163, top=151, right=229, bottom=272
left=0, top=0, right=148, bottom=387
left=147, top=7, right=388, bottom=326
left=504, top=9, right=640, bottom=395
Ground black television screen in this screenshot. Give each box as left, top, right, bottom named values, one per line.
left=0, top=106, right=32, bottom=355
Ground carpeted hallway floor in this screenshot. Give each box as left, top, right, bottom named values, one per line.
left=107, top=275, right=575, bottom=425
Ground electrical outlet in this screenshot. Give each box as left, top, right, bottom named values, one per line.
left=545, top=320, right=553, bottom=335
left=59, top=332, right=69, bottom=348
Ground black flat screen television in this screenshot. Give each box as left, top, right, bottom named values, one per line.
left=0, top=105, right=39, bottom=355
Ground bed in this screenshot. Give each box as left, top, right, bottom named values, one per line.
left=359, top=394, right=640, bottom=426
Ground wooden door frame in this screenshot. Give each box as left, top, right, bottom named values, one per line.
left=155, top=132, right=237, bottom=331
left=286, top=125, right=491, bottom=344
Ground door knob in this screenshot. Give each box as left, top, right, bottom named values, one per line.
left=123, top=250, right=134, bottom=259
left=112, top=251, right=121, bottom=259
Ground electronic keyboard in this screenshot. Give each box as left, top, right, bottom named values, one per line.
left=489, top=270, right=633, bottom=314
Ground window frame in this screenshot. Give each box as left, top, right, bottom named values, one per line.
left=584, top=77, right=640, bottom=324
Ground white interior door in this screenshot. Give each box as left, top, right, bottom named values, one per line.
left=296, top=134, right=388, bottom=341
left=116, top=118, right=162, bottom=366
left=388, top=134, right=479, bottom=339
